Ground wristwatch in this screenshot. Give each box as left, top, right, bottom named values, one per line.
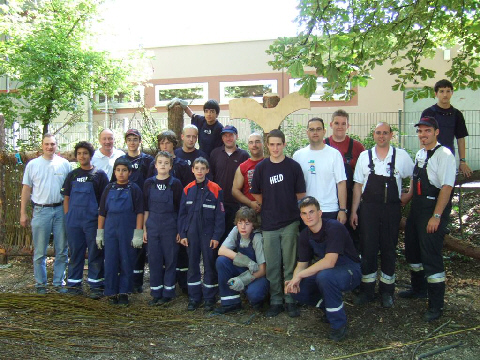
left=460, top=158, right=466, bottom=163
left=339, top=208, right=348, bottom=214
left=433, top=213, right=441, bottom=219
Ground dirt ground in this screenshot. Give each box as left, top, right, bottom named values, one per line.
left=1, top=192, right=479, bottom=359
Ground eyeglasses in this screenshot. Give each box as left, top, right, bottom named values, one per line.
left=374, top=131, right=390, bottom=135
left=204, top=109, right=216, bottom=114
left=308, top=127, right=324, bottom=133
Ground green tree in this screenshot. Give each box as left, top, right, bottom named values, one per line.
left=0, top=0, right=137, bottom=135
left=267, top=0, right=480, bottom=101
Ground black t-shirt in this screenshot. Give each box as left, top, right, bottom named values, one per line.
left=191, top=115, right=224, bottom=156
left=250, top=157, right=306, bottom=231
left=61, top=166, right=109, bottom=205
left=111, top=153, right=154, bottom=190
left=98, top=181, right=144, bottom=217
left=298, top=218, right=360, bottom=264
left=143, top=176, right=183, bottom=213
left=174, top=148, right=209, bottom=167
left=421, top=104, right=469, bottom=155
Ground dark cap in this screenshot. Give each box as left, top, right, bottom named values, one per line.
left=221, top=125, right=238, bottom=135
left=125, top=129, right=141, bottom=139
left=414, top=116, right=438, bottom=130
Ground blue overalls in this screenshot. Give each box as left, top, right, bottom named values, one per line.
left=293, top=238, right=361, bottom=330
left=66, top=177, right=104, bottom=290
left=146, top=177, right=179, bottom=299
left=104, top=184, right=137, bottom=296
left=216, top=232, right=269, bottom=306
left=181, top=181, right=224, bottom=303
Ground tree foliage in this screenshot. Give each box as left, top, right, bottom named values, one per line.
left=267, top=0, right=480, bottom=100
left=0, top=0, right=141, bottom=135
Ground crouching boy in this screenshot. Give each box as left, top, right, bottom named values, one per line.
left=215, top=206, right=268, bottom=314
left=97, top=157, right=144, bottom=305
left=178, top=157, right=225, bottom=311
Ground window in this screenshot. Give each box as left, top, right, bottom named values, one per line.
left=96, top=86, right=144, bottom=109
left=219, top=80, right=278, bottom=104
left=289, top=78, right=350, bottom=101
left=155, top=83, right=208, bottom=106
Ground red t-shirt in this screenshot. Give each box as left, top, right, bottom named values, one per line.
left=325, top=135, right=365, bottom=170
left=239, top=158, right=264, bottom=201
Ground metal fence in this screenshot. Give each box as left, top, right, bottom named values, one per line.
left=4, top=111, right=480, bottom=170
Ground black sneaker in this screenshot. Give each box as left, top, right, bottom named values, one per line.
left=149, top=297, right=162, bottom=306
left=353, top=292, right=375, bottom=305
left=381, top=293, right=394, bottom=308
left=286, top=303, right=300, bottom=318
left=213, top=303, right=242, bottom=314
left=398, top=288, right=427, bottom=299
left=187, top=300, right=202, bottom=311
left=424, top=308, right=443, bottom=322
left=132, top=286, right=143, bottom=294
left=118, top=294, right=129, bottom=306
left=159, top=297, right=173, bottom=305
left=265, top=304, right=284, bottom=318
left=89, top=288, right=103, bottom=300
left=204, top=300, right=216, bottom=312
left=36, top=287, right=47, bottom=295
left=68, top=287, right=84, bottom=296
left=329, top=325, right=347, bottom=342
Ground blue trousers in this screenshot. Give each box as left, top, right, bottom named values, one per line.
left=186, top=226, right=218, bottom=302
left=293, top=263, right=361, bottom=329
left=32, top=205, right=68, bottom=287
left=148, top=230, right=179, bottom=299
left=67, top=222, right=104, bottom=290
left=216, top=256, right=268, bottom=306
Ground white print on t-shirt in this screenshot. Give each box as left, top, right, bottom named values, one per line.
left=269, top=174, right=284, bottom=184
left=76, top=176, right=88, bottom=183
left=204, top=129, right=212, bottom=134
left=157, top=184, right=166, bottom=191
left=132, top=162, right=139, bottom=169
left=247, top=169, right=255, bottom=187
left=308, top=160, right=316, bottom=174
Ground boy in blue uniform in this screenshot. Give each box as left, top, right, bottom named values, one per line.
left=96, top=158, right=144, bottom=305
left=112, top=129, right=154, bottom=294
left=62, top=142, right=109, bottom=298
left=167, top=98, right=224, bottom=156
left=215, top=206, right=268, bottom=314
left=143, top=151, right=183, bottom=305
left=178, top=157, right=225, bottom=311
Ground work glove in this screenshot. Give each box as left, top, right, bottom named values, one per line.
left=228, top=270, right=255, bottom=292
left=96, top=229, right=104, bottom=250
left=233, top=252, right=259, bottom=274
left=166, top=98, right=188, bottom=110
left=131, top=229, right=144, bottom=249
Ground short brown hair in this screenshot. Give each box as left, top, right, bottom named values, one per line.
left=234, top=206, right=259, bottom=228
left=266, top=129, right=285, bottom=144
left=331, top=109, right=349, bottom=122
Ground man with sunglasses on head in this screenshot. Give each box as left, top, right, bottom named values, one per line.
left=350, top=122, right=414, bottom=309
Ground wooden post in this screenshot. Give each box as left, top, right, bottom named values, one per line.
left=262, top=93, right=281, bottom=156
left=168, top=104, right=185, bottom=146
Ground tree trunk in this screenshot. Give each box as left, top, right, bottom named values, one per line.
left=168, top=104, right=184, bottom=145
left=262, top=93, right=281, bottom=156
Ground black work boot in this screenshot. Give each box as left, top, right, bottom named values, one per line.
left=399, top=270, right=427, bottom=299
left=354, top=282, right=375, bottom=305
left=424, top=282, right=445, bottom=322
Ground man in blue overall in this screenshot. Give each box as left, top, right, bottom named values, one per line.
left=112, top=129, right=154, bottom=294
left=178, top=157, right=225, bottom=311
left=401, top=116, right=456, bottom=322
left=62, top=141, right=109, bottom=298
left=350, top=122, right=414, bottom=308
left=286, top=196, right=361, bottom=341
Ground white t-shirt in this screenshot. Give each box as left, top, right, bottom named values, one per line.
left=22, top=155, right=72, bottom=205
left=293, top=145, right=346, bottom=212
left=354, top=146, right=414, bottom=198
left=222, top=227, right=265, bottom=265
left=414, top=143, right=456, bottom=189
left=91, top=148, right=125, bottom=179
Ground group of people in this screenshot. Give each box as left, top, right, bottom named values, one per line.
left=20, top=79, right=471, bottom=342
